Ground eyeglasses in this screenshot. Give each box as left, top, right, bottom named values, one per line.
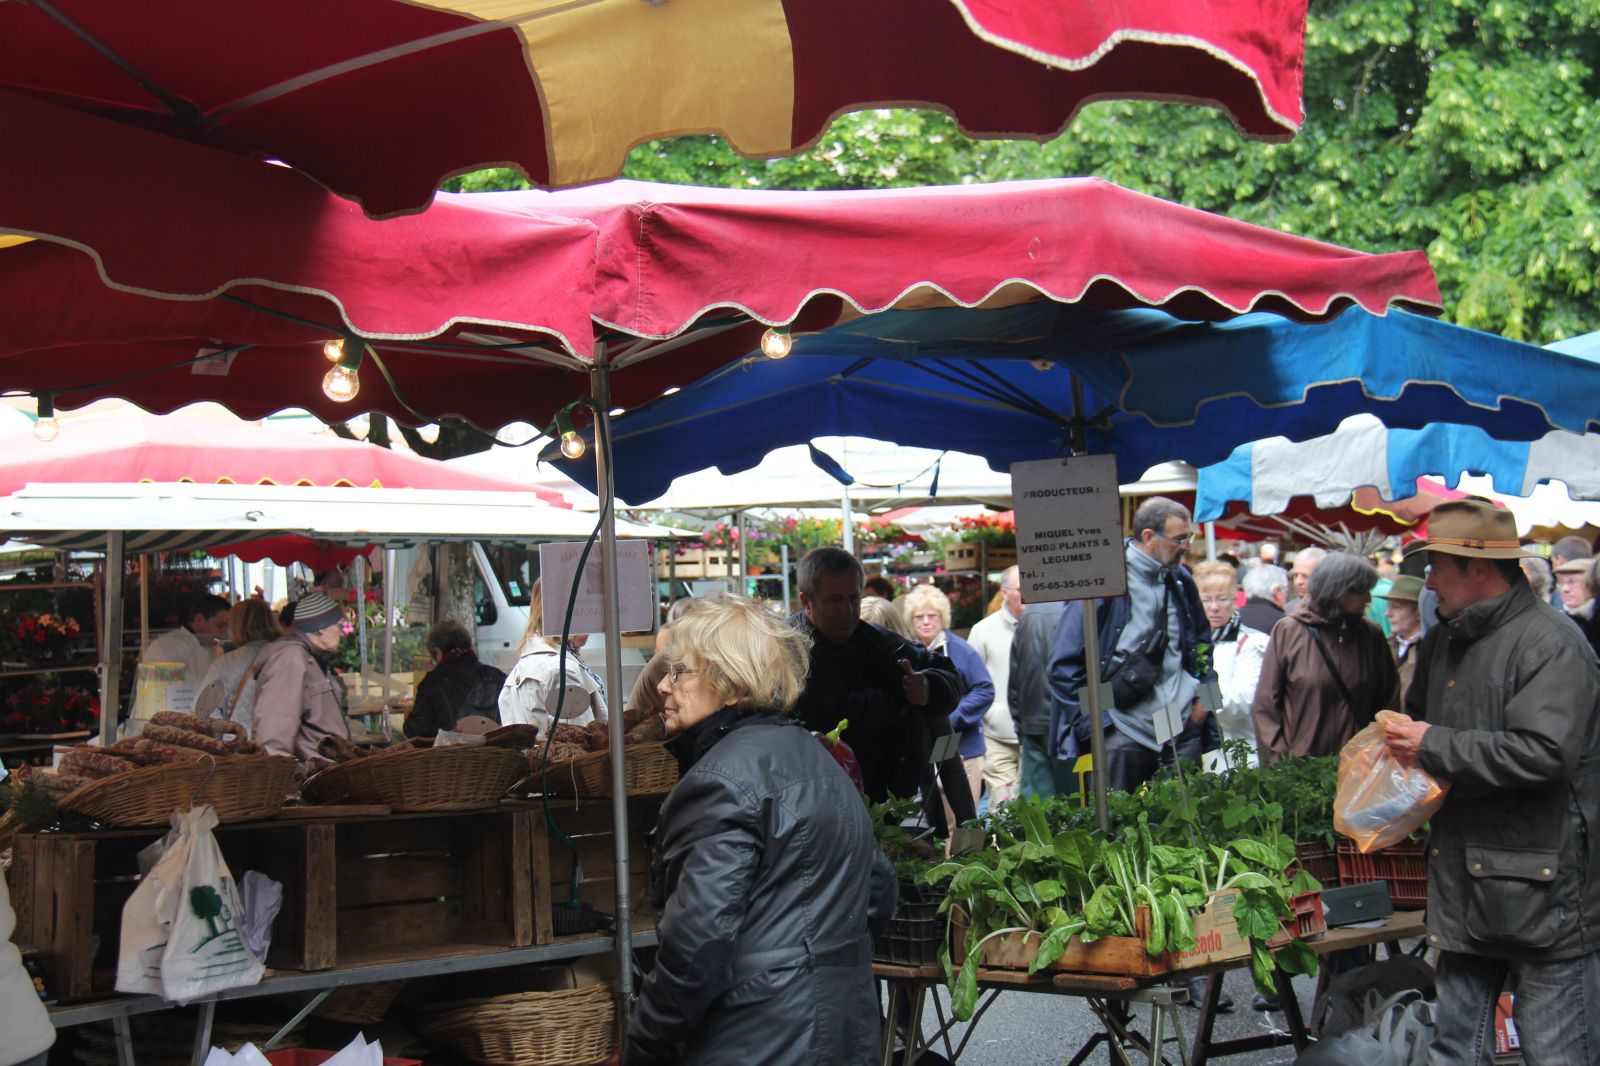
left=1154, top=530, right=1194, bottom=548
left=1198, top=595, right=1233, bottom=606
left=666, top=663, right=701, bottom=684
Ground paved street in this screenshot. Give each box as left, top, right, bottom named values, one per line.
left=890, top=967, right=1319, bottom=1066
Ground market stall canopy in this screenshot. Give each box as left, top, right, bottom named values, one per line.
left=0, top=172, right=1440, bottom=428
left=0, top=0, right=1310, bottom=218
left=1193, top=414, right=1600, bottom=523
left=0, top=412, right=567, bottom=504
left=0, top=483, right=676, bottom=557
left=548, top=304, right=1600, bottom=504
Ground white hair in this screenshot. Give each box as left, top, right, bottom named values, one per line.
left=1242, top=562, right=1290, bottom=600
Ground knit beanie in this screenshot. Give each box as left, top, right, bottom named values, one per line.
left=292, top=592, right=344, bottom=634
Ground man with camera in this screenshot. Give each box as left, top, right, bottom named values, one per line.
left=1044, top=497, right=1216, bottom=792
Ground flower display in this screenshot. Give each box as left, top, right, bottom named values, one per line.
left=956, top=511, right=1016, bottom=547
left=3, top=683, right=99, bottom=734
left=0, top=609, right=86, bottom=664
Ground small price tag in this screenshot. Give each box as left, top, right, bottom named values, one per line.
left=1152, top=702, right=1184, bottom=747
left=928, top=733, right=961, bottom=763
left=1200, top=681, right=1224, bottom=713
left=950, top=826, right=987, bottom=857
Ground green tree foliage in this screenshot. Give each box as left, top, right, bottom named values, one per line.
left=442, top=0, right=1599, bottom=343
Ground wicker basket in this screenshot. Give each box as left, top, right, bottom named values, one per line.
left=416, top=982, right=615, bottom=1065
left=538, top=742, right=677, bottom=797
left=58, top=755, right=297, bottom=827
left=308, top=979, right=406, bottom=1024
left=301, top=744, right=527, bottom=811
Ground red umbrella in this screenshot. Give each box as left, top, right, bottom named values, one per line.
left=0, top=0, right=1310, bottom=218
left=0, top=411, right=566, bottom=503
left=0, top=134, right=1441, bottom=429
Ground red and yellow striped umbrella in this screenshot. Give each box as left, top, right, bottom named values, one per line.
left=0, top=0, right=1310, bottom=217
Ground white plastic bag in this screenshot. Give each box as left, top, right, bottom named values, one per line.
left=115, top=806, right=265, bottom=1003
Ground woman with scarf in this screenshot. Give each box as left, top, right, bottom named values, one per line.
left=1191, top=561, right=1269, bottom=767
left=498, top=578, right=607, bottom=734
left=1251, top=552, right=1399, bottom=762
left=623, top=594, right=895, bottom=1066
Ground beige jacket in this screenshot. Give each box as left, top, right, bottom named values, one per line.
left=250, top=632, right=350, bottom=761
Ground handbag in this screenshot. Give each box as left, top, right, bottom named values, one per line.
left=1105, top=583, right=1170, bottom=708
left=1295, top=618, right=1374, bottom=728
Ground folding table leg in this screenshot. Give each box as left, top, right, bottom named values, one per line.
left=112, top=1016, right=137, bottom=1066
left=189, top=1001, right=217, bottom=1066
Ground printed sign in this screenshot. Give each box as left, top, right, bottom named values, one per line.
left=538, top=540, right=655, bottom=634
left=1011, top=454, right=1127, bottom=603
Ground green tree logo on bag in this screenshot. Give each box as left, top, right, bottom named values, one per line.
left=183, top=880, right=252, bottom=971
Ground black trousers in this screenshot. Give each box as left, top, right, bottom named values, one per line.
left=1098, top=724, right=1204, bottom=794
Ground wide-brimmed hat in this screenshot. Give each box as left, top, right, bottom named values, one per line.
left=1555, top=557, right=1594, bottom=575
left=1385, top=575, right=1424, bottom=602
left=1402, top=499, right=1532, bottom=560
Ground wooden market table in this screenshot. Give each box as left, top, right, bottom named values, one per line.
left=875, top=910, right=1428, bottom=1066
left=48, top=930, right=658, bottom=1066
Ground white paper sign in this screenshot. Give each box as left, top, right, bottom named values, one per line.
left=1152, top=701, right=1184, bottom=747
left=163, top=683, right=199, bottom=716
left=1011, top=454, right=1127, bottom=603
left=538, top=540, right=655, bottom=634
left=1200, top=680, right=1224, bottom=713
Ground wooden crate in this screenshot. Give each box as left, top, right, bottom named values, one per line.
left=942, top=544, right=1017, bottom=572
left=7, top=805, right=539, bottom=997
left=538, top=798, right=658, bottom=945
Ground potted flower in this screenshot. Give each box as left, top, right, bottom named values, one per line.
left=946, top=512, right=1017, bottom=571
left=3, top=683, right=99, bottom=735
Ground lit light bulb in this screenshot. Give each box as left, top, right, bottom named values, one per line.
left=322, top=363, right=361, bottom=402
left=33, top=392, right=58, bottom=442
left=559, top=429, right=586, bottom=460
left=323, top=338, right=346, bottom=362
left=760, top=326, right=793, bottom=360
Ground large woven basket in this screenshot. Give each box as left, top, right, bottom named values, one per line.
left=416, top=983, right=614, bottom=1066
left=538, top=741, right=677, bottom=797
left=58, top=755, right=296, bottom=827
left=301, top=744, right=526, bottom=811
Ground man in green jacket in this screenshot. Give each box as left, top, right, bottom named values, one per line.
left=1384, top=500, right=1600, bottom=1065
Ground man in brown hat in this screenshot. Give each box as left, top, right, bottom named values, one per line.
left=1383, top=574, right=1425, bottom=697
left=1383, top=499, right=1600, bottom=1064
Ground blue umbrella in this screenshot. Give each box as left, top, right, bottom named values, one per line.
left=1193, top=415, right=1600, bottom=523
left=554, top=303, right=1600, bottom=504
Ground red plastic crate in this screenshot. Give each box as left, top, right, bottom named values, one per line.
left=266, top=1050, right=420, bottom=1066
left=1336, top=839, right=1428, bottom=908
left=1290, top=891, right=1327, bottom=939
left=1293, top=841, right=1340, bottom=888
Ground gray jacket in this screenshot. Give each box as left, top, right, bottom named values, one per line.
left=1409, top=580, right=1600, bottom=960
left=625, top=707, right=896, bottom=1066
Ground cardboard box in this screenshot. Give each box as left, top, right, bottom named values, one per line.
left=957, top=891, right=1251, bottom=976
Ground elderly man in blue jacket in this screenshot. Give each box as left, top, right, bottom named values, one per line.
left=1045, top=497, right=1218, bottom=792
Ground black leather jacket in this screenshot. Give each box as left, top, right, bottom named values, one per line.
left=625, top=707, right=897, bottom=1066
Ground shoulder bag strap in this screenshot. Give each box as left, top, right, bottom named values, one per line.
left=1293, top=617, right=1369, bottom=726
left=225, top=645, right=269, bottom=721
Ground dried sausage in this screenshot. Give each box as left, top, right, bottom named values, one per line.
left=143, top=723, right=234, bottom=755
left=624, top=714, right=666, bottom=743
left=149, top=711, right=239, bottom=738
left=60, top=749, right=139, bottom=779
left=484, top=723, right=539, bottom=750
left=316, top=734, right=368, bottom=762
left=548, top=722, right=590, bottom=746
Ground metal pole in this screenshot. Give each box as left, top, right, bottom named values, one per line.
left=99, top=533, right=124, bottom=745
left=1205, top=521, right=1217, bottom=562
left=841, top=493, right=854, bottom=553
left=780, top=544, right=791, bottom=614
left=382, top=549, right=395, bottom=689
left=1082, top=602, right=1110, bottom=832
left=1070, top=370, right=1110, bottom=831
left=589, top=357, right=635, bottom=1005
left=736, top=509, right=747, bottom=587
left=354, top=553, right=368, bottom=696
left=139, top=554, right=150, bottom=654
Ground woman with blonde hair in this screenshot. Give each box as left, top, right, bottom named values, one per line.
left=194, top=597, right=282, bottom=734
left=625, top=595, right=894, bottom=1066
left=903, top=584, right=992, bottom=806
left=498, top=578, right=607, bottom=733
left=1191, top=560, right=1268, bottom=768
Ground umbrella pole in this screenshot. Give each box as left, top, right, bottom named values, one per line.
left=1071, top=371, right=1111, bottom=832
left=99, top=532, right=124, bottom=745
left=590, top=356, right=636, bottom=1009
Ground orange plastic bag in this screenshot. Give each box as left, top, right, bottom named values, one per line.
left=1334, top=710, right=1448, bottom=853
